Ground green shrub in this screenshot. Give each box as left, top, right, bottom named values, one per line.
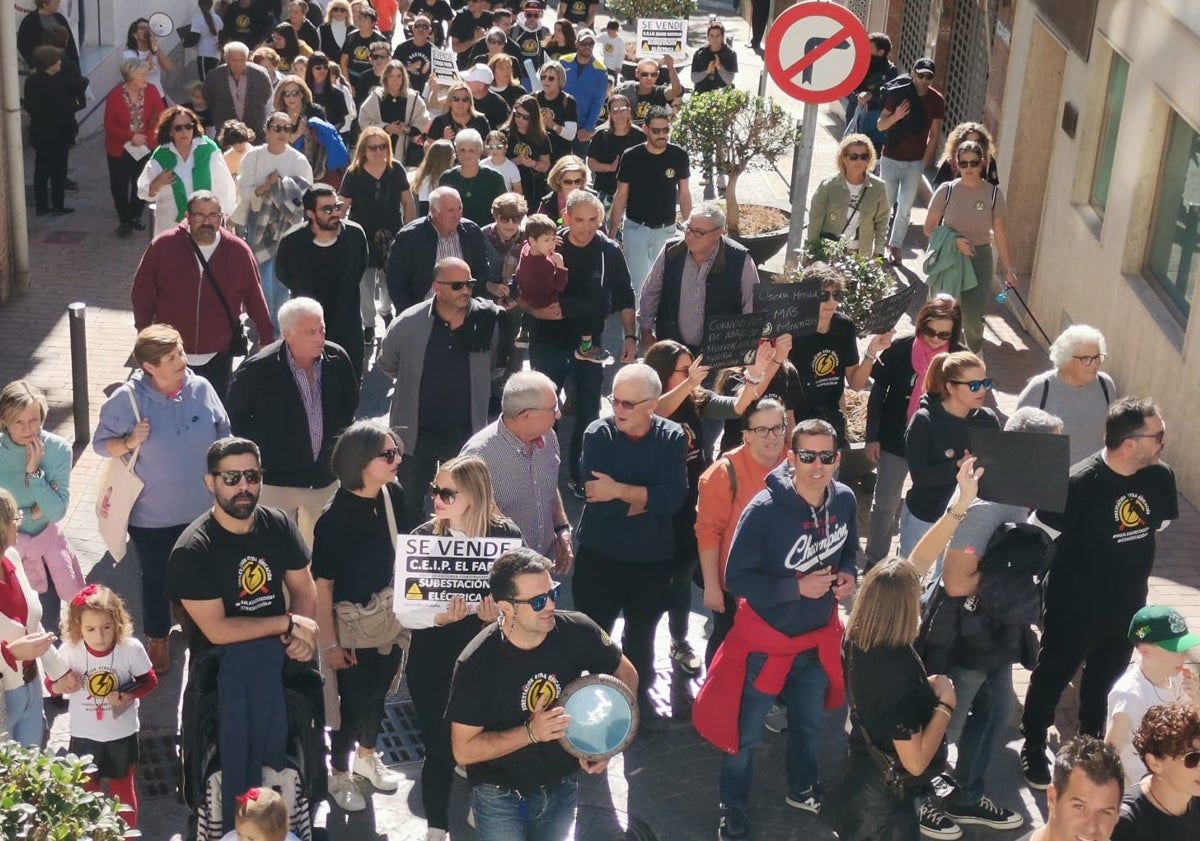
left=796, top=238, right=897, bottom=327
left=605, top=0, right=699, bottom=22
left=0, top=741, right=135, bottom=840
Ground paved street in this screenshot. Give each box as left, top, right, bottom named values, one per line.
left=4, top=4, right=1199, bottom=840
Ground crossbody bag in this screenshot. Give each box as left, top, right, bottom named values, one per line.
left=190, top=238, right=250, bottom=357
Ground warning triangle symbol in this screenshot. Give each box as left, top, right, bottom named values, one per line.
left=406, top=582, right=423, bottom=600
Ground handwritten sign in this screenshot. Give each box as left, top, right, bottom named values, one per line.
left=636, top=18, right=687, bottom=60
left=967, top=428, right=1071, bottom=513
left=753, top=280, right=822, bottom=337
left=702, top=313, right=769, bottom=369
left=431, top=47, right=460, bottom=85
left=858, top=283, right=919, bottom=336
left=394, top=534, right=523, bottom=607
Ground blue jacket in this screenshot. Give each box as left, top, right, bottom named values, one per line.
left=561, top=53, right=609, bottom=133
left=725, top=463, right=858, bottom=636
left=290, top=115, right=350, bottom=172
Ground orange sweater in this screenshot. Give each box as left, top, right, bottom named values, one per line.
left=694, top=444, right=785, bottom=587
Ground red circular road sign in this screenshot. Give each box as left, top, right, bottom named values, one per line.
left=765, top=2, right=871, bottom=104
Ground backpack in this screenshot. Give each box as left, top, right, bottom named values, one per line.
left=1038, top=372, right=1112, bottom=409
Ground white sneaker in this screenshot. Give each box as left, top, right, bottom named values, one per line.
left=328, top=771, right=366, bottom=812
left=353, top=751, right=402, bottom=792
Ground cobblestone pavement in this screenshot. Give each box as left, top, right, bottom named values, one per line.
left=3, top=4, right=1198, bottom=839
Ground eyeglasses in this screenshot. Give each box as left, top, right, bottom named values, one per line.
left=365, top=142, right=389, bottom=151
left=915, top=71, right=934, bottom=80
left=608, top=393, right=652, bottom=412
left=486, top=143, right=506, bottom=150
left=377, top=447, right=402, bottom=464
left=637, top=72, right=656, bottom=78
left=316, top=202, right=345, bottom=214
left=526, top=400, right=561, bottom=414
left=268, top=123, right=291, bottom=132
left=609, top=105, right=629, bottom=112
left=172, top=123, right=196, bottom=132
left=1178, top=751, right=1200, bottom=769
left=525, top=13, right=542, bottom=19
left=189, top=211, right=224, bottom=222
left=748, top=424, right=787, bottom=438
left=310, top=63, right=329, bottom=70
left=436, top=280, right=472, bottom=291
left=685, top=223, right=719, bottom=237
left=561, top=176, right=585, bottom=186
left=281, top=89, right=304, bottom=97
left=211, top=468, right=264, bottom=486
left=540, top=74, right=558, bottom=81
left=795, top=449, right=838, bottom=464
left=1072, top=353, right=1105, bottom=364
left=513, top=111, right=531, bottom=120
left=370, top=52, right=390, bottom=59
left=844, top=152, right=870, bottom=161
left=496, top=214, right=522, bottom=222
left=413, top=23, right=431, bottom=29
left=1126, top=430, right=1165, bottom=444
left=949, top=378, right=992, bottom=392
left=450, top=96, right=471, bottom=103
left=957, top=158, right=981, bottom=168
left=818, top=290, right=845, bottom=302
left=921, top=326, right=954, bottom=341
left=428, top=482, right=460, bottom=503
left=509, top=583, right=560, bottom=612
left=646, top=126, right=670, bottom=135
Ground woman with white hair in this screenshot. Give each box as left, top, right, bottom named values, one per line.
left=1016, top=324, right=1116, bottom=466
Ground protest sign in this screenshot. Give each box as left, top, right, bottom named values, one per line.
left=966, top=428, right=1071, bottom=513
left=754, top=280, right=823, bottom=337
left=636, top=18, right=687, bottom=59
left=702, top=313, right=769, bottom=369
left=858, top=283, right=919, bottom=336
left=431, top=47, right=459, bottom=85
left=395, top=534, right=523, bottom=607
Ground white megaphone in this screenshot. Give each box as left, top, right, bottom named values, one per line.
left=147, top=12, right=175, bottom=38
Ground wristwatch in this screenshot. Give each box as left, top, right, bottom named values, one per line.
left=554, top=523, right=571, bottom=536
left=25, top=468, right=44, bottom=481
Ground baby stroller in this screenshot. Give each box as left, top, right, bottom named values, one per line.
left=180, top=646, right=328, bottom=841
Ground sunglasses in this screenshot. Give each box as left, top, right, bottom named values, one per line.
left=646, top=127, right=670, bottom=135
left=486, top=143, right=506, bottom=150
left=496, top=214, right=522, bottom=222
left=450, top=96, right=471, bottom=103
left=608, top=393, right=652, bottom=412
left=513, top=111, right=531, bottom=120
left=268, top=123, right=293, bottom=132
left=957, top=158, right=982, bottom=168
left=922, top=326, right=954, bottom=341
left=561, top=176, right=585, bottom=186
left=1126, top=430, right=1165, bottom=444
left=212, top=468, right=263, bottom=486
left=281, top=89, right=304, bottom=97
left=436, top=280, right=472, bottom=291
left=371, top=53, right=390, bottom=60
left=172, top=122, right=196, bottom=132
left=311, top=63, right=329, bottom=70
left=510, top=583, right=560, bottom=612
left=316, top=202, right=345, bottom=214
left=637, top=72, right=656, bottom=78
left=525, top=13, right=542, bottom=19
left=795, top=449, right=838, bottom=465
left=377, top=447, right=402, bottom=464
left=818, top=290, right=845, bottom=302
left=609, top=105, right=630, bottom=112
left=748, top=423, right=787, bottom=439
left=915, top=71, right=934, bottom=80
left=1073, top=353, right=1105, bottom=364
left=949, top=378, right=992, bottom=392
left=413, top=23, right=431, bottom=29
left=429, top=482, right=459, bottom=503
left=1179, top=751, right=1200, bottom=769
left=365, top=142, right=389, bottom=151
left=844, top=151, right=870, bottom=161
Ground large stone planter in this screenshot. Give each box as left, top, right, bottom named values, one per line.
left=730, top=205, right=791, bottom=267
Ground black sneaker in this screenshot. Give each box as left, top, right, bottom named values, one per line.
left=64, top=177, right=80, bottom=192
left=1020, top=743, right=1051, bottom=790
left=918, top=801, right=962, bottom=840
left=785, top=787, right=820, bottom=815
left=129, top=218, right=146, bottom=231
left=944, top=796, right=1024, bottom=830
left=567, top=478, right=585, bottom=499
left=717, top=804, right=748, bottom=841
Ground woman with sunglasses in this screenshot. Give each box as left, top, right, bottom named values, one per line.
left=358, top=60, right=428, bottom=164
left=1017, top=324, right=1117, bottom=466
left=92, top=325, right=231, bottom=675
left=123, top=17, right=173, bottom=101
left=503, top=93, right=552, bottom=201
left=535, top=62, right=579, bottom=162
left=273, top=75, right=350, bottom=186
left=923, top=139, right=1016, bottom=354
left=536, top=155, right=590, bottom=223
left=305, top=52, right=353, bottom=136
left=898, top=351, right=999, bottom=569
left=643, top=339, right=774, bottom=675
left=1113, top=703, right=1200, bottom=839
left=587, top=92, right=643, bottom=212
left=863, top=295, right=965, bottom=572
left=488, top=53, right=527, bottom=109
left=427, top=80, right=490, bottom=144
left=401, top=455, right=515, bottom=841
left=319, top=0, right=354, bottom=65
left=933, top=122, right=1000, bottom=188
left=806, top=133, right=889, bottom=258
left=138, top=105, right=237, bottom=238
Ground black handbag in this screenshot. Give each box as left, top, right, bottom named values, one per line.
left=190, top=238, right=250, bottom=357
left=402, top=96, right=426, bottom=168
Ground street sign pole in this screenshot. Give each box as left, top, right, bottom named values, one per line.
left=784, top=104, right=819, bottom=274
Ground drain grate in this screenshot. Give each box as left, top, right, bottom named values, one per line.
left=139, top=730, right=180, bottom=799
left=377, top=698, right=425, bottom=765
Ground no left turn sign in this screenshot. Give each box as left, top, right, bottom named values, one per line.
left=765, top=2, right=870, bottom=104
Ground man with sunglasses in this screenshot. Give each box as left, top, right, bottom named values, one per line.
left=704, top=418, right=857, bottom=838
left=274, top=184, right=369, bottom=380
left=615, top=56, right=682, bottom=126
left=392, top=15, right=435, bottom=95
left=448, top=548, right=639, bottom=841
left=1021, top=397, right=1178, bottom=790
left=562, top=29, right=607, bottom=156
left=509, top=0, right=548, bottom=87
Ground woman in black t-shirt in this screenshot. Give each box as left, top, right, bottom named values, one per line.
left=402, top=455, right=521, bottom=840
left=313, top=420, right=414, bottom=812
left=534, top=62, right=579, bottom=163
left=587, top=92, right=644, bottom=209
left=826, top=557, right=954, bottom=840
left=1113, top=704, right=1200, bottom=841
left=502, top=94, right=552, bottom=201
left=426, top=80, right=491, bottom=143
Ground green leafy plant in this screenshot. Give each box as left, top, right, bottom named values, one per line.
left=0, top=741, right=135, bottom=840
left=606, top=0, right=699, bottom=23
left=796, top=238, right=897, bottom=327
left=672, top=88, right=801, bottom=234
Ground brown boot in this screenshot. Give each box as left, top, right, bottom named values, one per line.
left=147, top=636, right=171, bottom=675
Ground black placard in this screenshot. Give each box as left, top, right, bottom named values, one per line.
left=858, top=283, right=919, bottom=336
left=702, top=313, right=769, bottom=369
left=966, top=428, right=1070, bottom=513
left=753, top=280, right=822, bottom=338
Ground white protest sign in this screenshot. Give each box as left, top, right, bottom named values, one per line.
left=431, top=47, right=460, bottom=85
left=394, top=534, right=523, bottom=607
left=636, top=18, right=687, bottom=60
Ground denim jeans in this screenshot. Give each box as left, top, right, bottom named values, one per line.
left=621, top=219, right=676, bottom=304
left=945, top=662, right=1016, bottom=804
left=246, top=213, right=284, bottom=328
left=528, top=340, right=603, bottom=485
left=719, top=648, right=829, bottom=807
left=359, top=266, right=394, bottom=328
left=864, top=450, right=909, bottom=569
left=471, top=778, right=578, bottom=841
left=898, top=506, right=940, bottom=599
left=880, top=157, right=926, bottom=250
left=5, top=678, right=44, bottom=747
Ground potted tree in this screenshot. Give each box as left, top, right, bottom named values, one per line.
left=673, top=88, right=801, bottom=265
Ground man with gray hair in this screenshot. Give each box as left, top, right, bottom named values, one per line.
left=460, top=370, right=573, bottom=568
left=202, top=41, right=274, bottom=133
left=226, top=297, right=360, bottom=546
left=574, top=362, right=688, bottom=720
left=386, top=185, right=497, bottom=313
left=638, top=203, right=759, bottom=353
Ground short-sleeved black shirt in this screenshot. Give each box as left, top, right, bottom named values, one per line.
left=167, top=507, right=311, bottom=654
left=428, top=113, right=492, bottom=145
left=341, top=164, right=412, bottom=266
left=507, top=129, right=552, bottom=199
left=393, top=38, right=434, bottom=93
left=559, top=0, right=595, bottom=24
left=615, top=143, right=690, bottom=226
left=343, top=29, right=384, bottom=82
left=845, top=642, right=939, bottom=753
left=449, top=9, right=494, bottom=66
left=1112, top=784, right=1200, bottom=841
left=474, top=91, right=512, bottom=130
left=311, top=483, right=411, bottom=606
left=615, top=80, right=670, bottom=125
left=536, top=90, right=579, bottom=161
left=787, top=311, right=860, bottom=441
left=587, top=126, right=645, bottom=196
left=445, top=610, right=623, bottom=789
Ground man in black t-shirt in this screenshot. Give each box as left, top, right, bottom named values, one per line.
left=449, top=0, right=494, bottom=69
left=448, top=548, right=638, bottom=841
left=615, top=56, right=682, bottom=126
left=1017, top=736, right=1123, bottom=841
left=222, top=0, right=272, bottom=49
left=339, top=7, right=383, bottom=85
left=393, top=16, right=435, bottom=95
left=509, top=0, right=548, bottom=85
left=608, top=106, right=692, bottom=303
left=1020, top=398, right=1178, bottom=789
left=558, top=0, right=598, bottom=28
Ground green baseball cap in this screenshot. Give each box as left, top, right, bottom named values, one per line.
left=1128, top=605, right=1200, bottom=652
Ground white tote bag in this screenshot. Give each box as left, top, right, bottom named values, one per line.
left=95, top=390, right=145, bottom=562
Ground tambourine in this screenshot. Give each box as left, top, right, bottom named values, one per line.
left=148, top=12, right=175, bottom=38
left=557, top=674, right=639, bottom=761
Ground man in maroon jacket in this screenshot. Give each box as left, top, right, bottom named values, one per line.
left=131, top=191, right=274, bottom=398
